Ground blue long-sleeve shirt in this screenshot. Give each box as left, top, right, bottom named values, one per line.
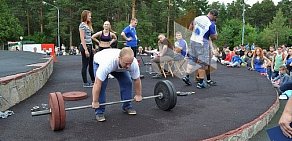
left=231, top=55, right=242, bottom=64
left=274, top=73, right=290, bottom=85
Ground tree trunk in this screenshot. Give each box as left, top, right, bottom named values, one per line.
left=27, top=10, right=30, bottom=35
left=131, top=0, right=136, bottom=18
left=40, top=7, right=43, bottom=33
left=69, top=8, right=73, bottom=47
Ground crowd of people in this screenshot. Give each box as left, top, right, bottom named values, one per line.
left=216, top=44, right=292, bottom=99
left=77, top=9, right=292, bottom=139
left=76, top=9, right=219, bottom=122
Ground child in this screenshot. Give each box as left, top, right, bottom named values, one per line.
left=227, top=51, right=242, bottom=67
left=272, top=66, right=290, bottom=88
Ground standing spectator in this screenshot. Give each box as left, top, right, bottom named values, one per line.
left=91, top=21, right=117, bottom=51
left=182, top=9, right=218, bottom=88
left=250, top=43, right=255, bottom=51
left=285, top=48, right=292, bottom=75
left=121, top=18, right=138, bottom=57
left=239, top=45, right=246, bottom=57
left=79, top=10, right=95, bottom=88
left=272, top=46, right=286, bottom=79
left=266, top=46, right=276, bottom=80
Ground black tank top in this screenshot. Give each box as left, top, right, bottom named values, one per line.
left=100, top=31, right=111, bottom=42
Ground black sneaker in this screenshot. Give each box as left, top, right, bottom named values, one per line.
left=207, top=80, right=217, bottom=86
left=123, top=108, right=137, bottom=115
left=96, top=114, right=106, bottom=122
left=182, top=76, right=191, bottom=85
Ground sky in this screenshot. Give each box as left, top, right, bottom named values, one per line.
left=207, top=0, right=282, bottom=5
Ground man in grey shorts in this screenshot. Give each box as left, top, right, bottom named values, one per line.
left=182, top=9, right=218, bottom=89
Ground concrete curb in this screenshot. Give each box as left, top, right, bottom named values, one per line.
left=202, top=94, right=279, bottom=141
left=0, top=57, right=54, bottom=111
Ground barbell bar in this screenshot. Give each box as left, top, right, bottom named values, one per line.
left=31, top=80, right=177, bottom=131
left=31, top=94, right=163, bottom=117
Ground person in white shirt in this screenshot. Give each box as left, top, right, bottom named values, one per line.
left=91, top=47, right=143, bottom=122
left=182, top=9, right=218, bottom=89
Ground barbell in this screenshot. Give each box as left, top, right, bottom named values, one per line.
left=31, top=80, right=177, bottom=131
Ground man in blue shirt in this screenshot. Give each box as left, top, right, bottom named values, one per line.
left=121, top=18, right=138, bottom=57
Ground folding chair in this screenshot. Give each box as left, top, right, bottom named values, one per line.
left=160, top=60, right=174, bottom=78
left=173, top=59, right=187, bottom=75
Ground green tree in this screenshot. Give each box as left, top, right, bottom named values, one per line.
left=245, top=0, right=277, bottom=30
left=0, top=0, right=23, bottom=44
left=260, top=9, right=291, bottom=48
left=216, top=18, right=256, bottom=48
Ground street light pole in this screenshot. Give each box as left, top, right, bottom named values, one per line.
left=42, top=1, right=60, bottom=49
left=241, top=0, right=245, bottom=45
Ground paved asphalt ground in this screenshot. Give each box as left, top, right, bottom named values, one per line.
left=0, top=52, right=278, bottom=141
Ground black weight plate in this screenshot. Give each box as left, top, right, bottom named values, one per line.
left=154, top=80, right=176, bottom=111
left=164, top=80, right=177, bottom=110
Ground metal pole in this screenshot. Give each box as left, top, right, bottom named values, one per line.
left=43, top=1, right=60, bottom=49
left=57, top=8, right=60, bottom=50
left=241, top=1, right=245, bottom=45
left=31, top=94, right=163, bottom=116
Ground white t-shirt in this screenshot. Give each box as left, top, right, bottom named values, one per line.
left=93, top=49, right=140, bottom=81
left=190, top=15, right=212, bottom=44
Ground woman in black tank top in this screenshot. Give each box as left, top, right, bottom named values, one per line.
left=91, top=21, right=117, bottom=51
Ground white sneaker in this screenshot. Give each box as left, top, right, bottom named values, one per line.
left=279, top=94, right=288, bottom=100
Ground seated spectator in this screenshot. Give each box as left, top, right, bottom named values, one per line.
left=241, top=50, right=253, bottom=69
left=173, top=31, right=187, bottom=61
left=272, top=66, right=290, bottom=88
left=227, top=51, right=242, bottom=67
left=137, top=46, right=147, bottom=55
left=151, top=34, right=174, bottom=78
left=285, top=48, right=292, bottom=75
left=251, top=47, right=271, bottom=75
left=221, top=49, right=234, bottom=65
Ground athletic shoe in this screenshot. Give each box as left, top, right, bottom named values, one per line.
left=182, top=76, right=191, bottom=85
left=96, top=114, right=106, bottom=122
left=196, top=82, right=208, bottom=89
left=83, top=83, right=93, bottom=88
left=207, top=80, right=217, bottom=86
left=123, top=108, right=137, bottom=115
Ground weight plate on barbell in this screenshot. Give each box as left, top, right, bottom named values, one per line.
left=154, top=80, right=177, bottom=111
left=49, top=93, right=61, bottom=131
left=55, top=92, right=66, bottom=130
left=164, top=80, right=177, bottom=109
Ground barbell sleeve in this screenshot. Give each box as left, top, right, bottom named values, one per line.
left=31, top=94, right=163, bottom=116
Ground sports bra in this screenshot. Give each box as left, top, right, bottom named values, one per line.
left=100, top=31, right=111, bottom=42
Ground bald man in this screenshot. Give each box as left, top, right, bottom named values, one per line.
left=91, top=48, right=143, bottom=122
